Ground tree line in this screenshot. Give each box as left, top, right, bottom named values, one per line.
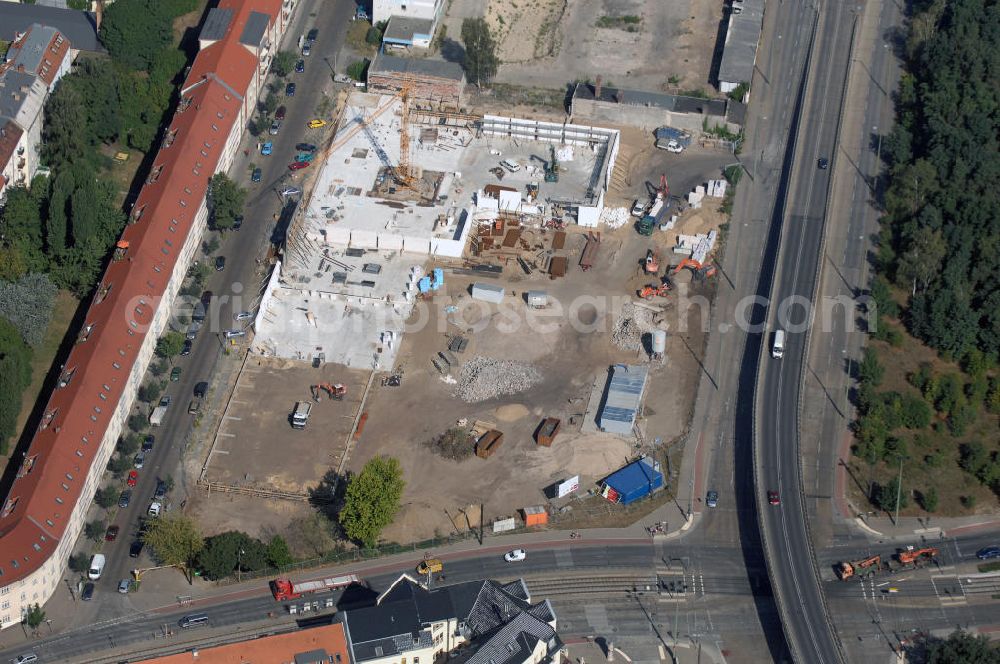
left=0, top=0, right=197, bottom=453
left=878, top=0, right=1000, bottom=360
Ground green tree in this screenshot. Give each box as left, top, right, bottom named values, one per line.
left=366, top=26, right=383, bottom=45
left=207, top=173, right=247, bottom=232
left=858, top=347, right=884, bottom=387
left=0, top=317, right=33, bottom=452
left=117, top=434, right=142, bottom=456
left=262, top=91, right=280, bottom=118
left=23, top=604, right=46, bottom=633
left=920, top=486, right=939, bottom=512
left=0, top=273, right=57, bottom=347
left=100, top=0, right=174, bottom=70
left=107, top=452, right=132, bottom=477
left=289, top=513, right=335, bottom=556
left=156, top=331, right=186, bottom=360
left=346, top=59, right=369, bottom=81
left=272, top=50, right=297, bottom=77
left=461, top=18, right=500, bottom=88
left=924, top=630, right=997, bottom=664
left=46, top=170, right=74, bottom=255
left=150, top=358, right=169, bottom=377
left=197, top=531, right=267, bottom=579
left=68, top=552, right=91, bottom=574
left=339, top=456, right=405, bottom=548
left=84, top=519, right=106, bottom=542
left=137, top=381, right=164, bottom=404
left=128, top=412, right=149, bottom=432
left=95, top=486, right=120, bottom=509
left=0, top=185, right=47, bottom=272
left=876, top=476, right=906, bottom=512
left=142, top=515, right=204, bottom=582
left=266, top=535, right=294, bottom=568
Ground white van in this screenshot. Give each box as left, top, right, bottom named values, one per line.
left=771, top=330, right=786, bottom=359
left=500, top=158, right=521, bottom=173
left=88, top=554, right=106, bottom=580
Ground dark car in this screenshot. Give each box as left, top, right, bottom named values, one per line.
left=977, top=546, right=1000, bottom=560
left=81, top=582, right=95, bottom=601
left=252, top=167, right=262, bottom=182
left=767, top=490, right=780, bottom=506
left=201, top=290, right=213, bottom=306
left=295, top=59, right=305, bottom=73
left=159, top=396, right=171, bottom=407
left=233, top=215, right=243, bottom=230
left=118, top=489, right=132, bottom=508
left=129, top=540, right=144, bottom=558
left=706, top=490, right=719, bottom=508
left=105, top=525, right=120, bottom=542
left=142, top=435, right=154, bottom=451
left=307, top=28, right=318, bottom=42
left=181, top=339, right=192, bottom=356
left=818, top=157, right=829, bottom=169
left=296, top=143, right=317, bottom=152
left=285, top=82, right=296, bottom=97
left=154, top=480, right=168, bottom=499
left=194, top=381, right=209, bottom=398
left=215, top=256, right=226, bottom=271
left=275, top=105, right=287, bottom=120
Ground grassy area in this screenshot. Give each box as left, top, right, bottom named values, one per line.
left=848, top=314, right=1000, bottom=518
left=345, top=20, right=377, bottom=57
left=978, top=562, right=1000, bottom=573
left=1, top=291, right=79, bottom=458
left=595, top=15, right=642, bottom=31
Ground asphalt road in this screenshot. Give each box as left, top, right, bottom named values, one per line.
left=84, top=0, right=355, bottom=622
left=753, top=0, right=860, bottom=661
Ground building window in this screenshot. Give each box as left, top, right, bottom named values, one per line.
left=1, top=601, right=8, bottom=609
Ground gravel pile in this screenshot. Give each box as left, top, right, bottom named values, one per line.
left=455, top=356, right=543, bottom=402
left=611, top=303, right=657, bottom=350
left=601, top=206, right=631, bottom=229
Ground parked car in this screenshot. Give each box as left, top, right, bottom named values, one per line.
left=252, top=167, right=262, bottom=182
left=307, top=119, right=327, bottom=128
left=233, top=215, right=243, bottom=230
left=82, top=582, right=95, bottom=601
left=148, top=502, right=162, bottom=517
left=224, top=328, right=246, bottom=339
left=301, top=43, right=311, bottom=57
left=280, top=186, right=302, bottom=197
left=261, top=141, right=273, bottom=155
left=215, top=256, right=226, bottom=271
left=194, top=381, right=209, bottom=398
left=181, top=339, right=192, bottom=356
left=129, top=540, right=144, bottom=558
left=154, top=480, right=169, bottom=499
left=160, top=396, right=171, bottom=407
left=976, top=546, right=1000, bottom=560
left=767, top=490, right=780, bottom=506
left=118, top=579, right=130, bottom=594
left=234, top=311, right=253, bottom=321
left=275, top=106, right=286, bottom=120
left=186, top=320, right=201, bottom=340
left=188, top=398, right=202, bottom=415
left=14, top=654, right=38, bottom=664
left=296, top=143, right=317, bottom=152
left=269, top=120, right=281, bottom=135
left=105, top=525, right=120, bottom=542
left=118, top=489, right=132, bottom=508
left=706, top=490, right=719, bottom=508
left=285, top=82, right=296, bottom=97
left=295, top=59, right=305, bottom=73
left=288, top=161, right=310, bottom=171
left=133, top=452, right=145, bottom=469
left=818, top=157, right=829, bottom=169
left=333, top=73, right=352, bottom=84
left=665, top=139, right=684, bottom=153
left=127, top=470, right=139, bottom=487
left=170, top=367, right=182, bottom=382
left=504, top=549, right=526, bottom=562
left=142, top=435, right=154, bottom=451
left=307, top=28, right=318, bottom=42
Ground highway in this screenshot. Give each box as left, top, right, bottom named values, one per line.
left=85, top=0, right=356, bottom=622
left=753, top=0, right=861, bottom=660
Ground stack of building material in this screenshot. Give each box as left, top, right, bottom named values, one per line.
left=455, top=356, right=543, bottom=402
left=707, top=179, right=728, bottom=198
left=600, top=206, right=631, bottom=229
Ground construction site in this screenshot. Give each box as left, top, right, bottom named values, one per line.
left=192, top=84, right=736, bottom=547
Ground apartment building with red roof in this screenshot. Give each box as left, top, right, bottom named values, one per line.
left=0, top=0, right=295, bottom=630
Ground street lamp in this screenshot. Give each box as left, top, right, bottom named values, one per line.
left=237, top=548, right=245, bottom=583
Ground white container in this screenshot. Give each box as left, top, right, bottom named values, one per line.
left=471, top=282, right=504, bottom=304
left=652, top=330, right=667, bottom=354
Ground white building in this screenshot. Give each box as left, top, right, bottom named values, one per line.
left=372, top=0, right=445, bottom=25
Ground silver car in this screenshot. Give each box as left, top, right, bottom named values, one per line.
left=118, top=579, right=130, bottom=594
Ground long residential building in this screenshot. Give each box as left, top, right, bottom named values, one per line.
left=0, top=0, right=295, bottom=630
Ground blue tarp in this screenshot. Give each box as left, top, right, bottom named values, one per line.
left=602, top=457, right=664, bottom=505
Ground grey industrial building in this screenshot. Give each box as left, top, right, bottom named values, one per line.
left=598, top=364, right=649, bottom=435
left=716, top=0, right=766, bottom=97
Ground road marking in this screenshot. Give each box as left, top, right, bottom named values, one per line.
left=218, top=432, right=236, bottom=438
left=224, top=416, right=242, bottom=421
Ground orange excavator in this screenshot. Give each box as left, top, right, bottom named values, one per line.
left=896, top=547, right=938, bottom=566
left=311, top=383, right=346, bottom=402
left=639, top=282, right=673, bottom=300
left=644, top=249, right=660, bottom=275
left=672, top=257, right=717, bottom=280
left=836, top=555, right=881, bottom=581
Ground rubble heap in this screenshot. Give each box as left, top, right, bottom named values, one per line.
left=455, top=356, right=543, bottom=403
left=611, top=303, right=658, bottom=351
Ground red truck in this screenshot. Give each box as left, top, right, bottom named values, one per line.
left=270, top=573, right=361, bottom=601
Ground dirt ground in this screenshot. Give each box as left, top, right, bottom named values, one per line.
left=352, top=212, right=714, bottom=542
left=186, top=358, right=369, bottom=540
left=485, top=0, right=724, bottom=92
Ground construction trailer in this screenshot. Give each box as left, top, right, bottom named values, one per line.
left=601, top=456, right=664, bottom=505
left=522, top=505, right=549, bottom=527
left=471, top=282, right=505, bottom=304
left=598, top=364, right=649, bottom=435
